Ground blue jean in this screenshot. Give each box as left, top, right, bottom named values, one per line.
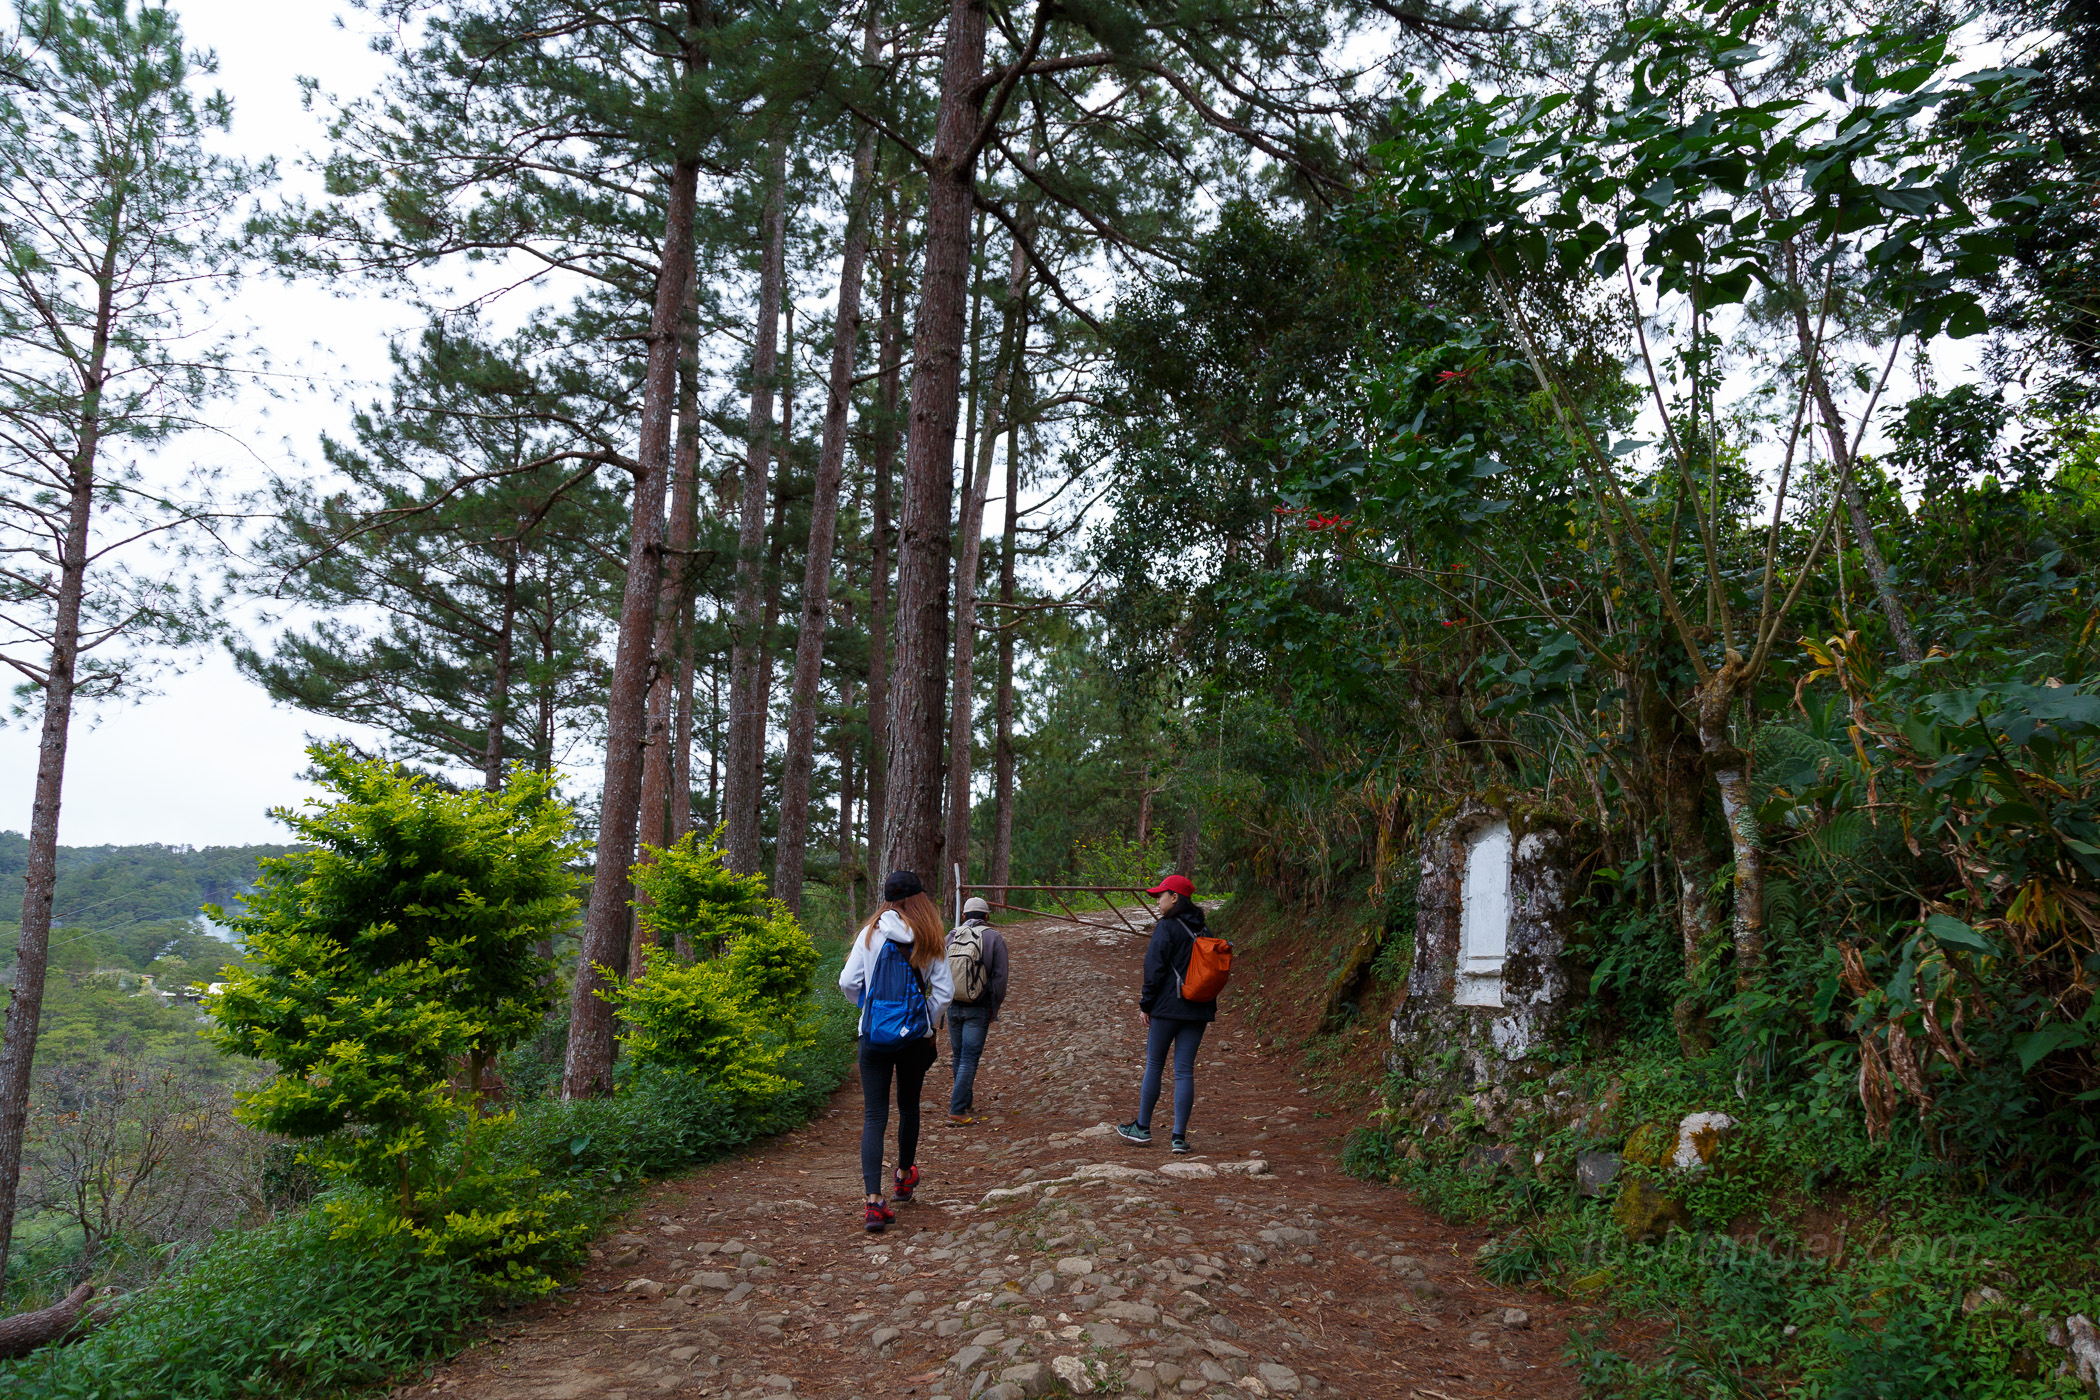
left=1138, top=1016, right=1207, bottom=1136
left=948, top=1004, right=994, bottom=1114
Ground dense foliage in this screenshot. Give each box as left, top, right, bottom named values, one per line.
left=10, top=0, right=2100, bottom=1391
left=209, top=747, right=577, bottom=1219
left=0, top=982, right=856, bottom=1398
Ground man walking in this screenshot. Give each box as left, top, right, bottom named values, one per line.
left=945, top=896, right=1009, bottom=1124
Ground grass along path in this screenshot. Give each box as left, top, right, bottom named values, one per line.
left=396, top=912, right=1585, bottom=1400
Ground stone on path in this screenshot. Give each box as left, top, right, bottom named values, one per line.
left=382, top=909, right=1583, bottom=1400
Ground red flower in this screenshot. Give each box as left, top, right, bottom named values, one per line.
left=1437, top=367, right=1473, bottom=382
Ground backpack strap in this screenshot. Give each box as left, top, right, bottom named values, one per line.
left=1165, top=916, right=1197, bottom=993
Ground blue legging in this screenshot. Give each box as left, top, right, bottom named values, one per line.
left=1138, top=1016, right=1207, bottom=1136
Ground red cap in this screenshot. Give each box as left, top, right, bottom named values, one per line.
left=1145, top=875, right=1195, bottom=898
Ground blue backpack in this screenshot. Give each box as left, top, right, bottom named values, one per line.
left=865, top=938, right=933, bottom=1046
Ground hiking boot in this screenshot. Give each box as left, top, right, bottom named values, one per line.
left=1116, top=1121, right=1152, bottom=1145
left=893, top=1164, right=919, bottom=1201
left=948, top=1113, right=977, bottom=1125
left=1171, top=1135, right=1191, bottom=1155
left=863, top=1199, right=894, bottom=1233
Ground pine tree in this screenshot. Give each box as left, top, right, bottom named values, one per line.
left=0, top=0, right=265, bottom=1279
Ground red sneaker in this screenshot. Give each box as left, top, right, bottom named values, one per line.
left=863, top=1199, right=894, bottom=1233
left=893, top=1164, right=919, bottom=1202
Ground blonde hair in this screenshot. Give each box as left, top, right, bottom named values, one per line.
left=860, top=891, right=946, bottom=972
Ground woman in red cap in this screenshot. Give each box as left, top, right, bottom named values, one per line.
left=1117, top=874, right=1212, bottom=1154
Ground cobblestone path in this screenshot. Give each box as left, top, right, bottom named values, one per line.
left=395, top=912, right=1581, bottom=1400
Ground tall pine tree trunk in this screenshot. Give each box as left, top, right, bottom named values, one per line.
left=672, top=272, right=705, bottom=843
left=943, top=232, right=1027, bottom=898
left=865, top=203, right=903, bottom=874
left=635, top=275, right=703, bottom=902
left=0, top=349, right=104, bottom=1282
left=560, top=156, right=699, bottom=1100
left=989, top=404, right=1020, bottom=899
left=533, top=552, right=556, bottom=772
left=707, top=652, right=721, bottom=824
left=753, top=304, right=795, bottom=844
left=482, top=548, right=517, bottom=791
left=776, top=75, right=880, bottom=912
left=670, top=277, right=702, bottom=845
left=989, top=235, right=1030, bottom=899
left=880, top=0, right=988, bottom=881
left=753, top=470, right=789, bottom=853
left=725, top=142, right=788, bottom=875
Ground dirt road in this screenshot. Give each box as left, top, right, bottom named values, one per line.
left=397, top=911, right=1579, bottom=1400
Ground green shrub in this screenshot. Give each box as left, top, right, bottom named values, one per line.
left=723, top=909, right=822, bottom=1018
left=0, top=1208, right=483, bottom=1399
left=209, top=746, right=579, bottom=1214
left=2, top=953, right=860, bottom=1400
left=629, top=826, right=771, bottom=955
left=601, top=947, right=788, bottom=1101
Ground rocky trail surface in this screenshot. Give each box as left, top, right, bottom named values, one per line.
left=398, top=912, right=1582, bottom=1400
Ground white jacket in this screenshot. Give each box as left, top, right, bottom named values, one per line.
left=839, top=908, right=954, bottom=1037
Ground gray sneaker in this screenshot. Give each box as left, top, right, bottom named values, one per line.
left=1171, top=1135, right=1191, bottom=1155
left=1116, top=1121, right=1151, bottom=1145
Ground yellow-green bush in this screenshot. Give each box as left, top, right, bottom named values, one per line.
left=724, top=909, right=822, bottom=1018
left=600, top=947, right=788, bottom=1102
left=630, top=827, right=771, bottom=954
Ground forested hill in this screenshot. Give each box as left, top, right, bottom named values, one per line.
left=0, top=832, right=296, bottom=927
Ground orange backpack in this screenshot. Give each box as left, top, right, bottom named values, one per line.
left=1178, top=932, right=1233, bottom=1003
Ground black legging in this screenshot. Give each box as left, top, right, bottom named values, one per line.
left=858, top=1034, right=938, bottom=1196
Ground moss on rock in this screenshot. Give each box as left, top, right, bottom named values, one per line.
left=1622, top=1121, right=1673, bottom=1168
left=1612, top=1176, right=1692, bottom=1243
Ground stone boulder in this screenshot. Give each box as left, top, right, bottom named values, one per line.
left=1611, top=1177, right=1691, bottom=1243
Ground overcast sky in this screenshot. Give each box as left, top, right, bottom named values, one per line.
left=0, top=2, right=417, bottom=849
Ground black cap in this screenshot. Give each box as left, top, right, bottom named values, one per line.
left=882, top=870, right=924, bottom=902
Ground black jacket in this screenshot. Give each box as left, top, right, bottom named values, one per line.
left=1139, top=903, right=1215, bottom=1023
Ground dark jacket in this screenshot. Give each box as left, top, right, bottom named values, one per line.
left=948, top=917, right=1010, bottom=1017
left=1139, top=902, right=1215, bottom=1023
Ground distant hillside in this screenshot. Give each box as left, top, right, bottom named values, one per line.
left=0, top=833, right=298, bottom=927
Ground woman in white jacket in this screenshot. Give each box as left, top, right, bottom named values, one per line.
left=838, top=869, right=953, bottom=1232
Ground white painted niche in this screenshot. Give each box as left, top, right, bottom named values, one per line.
left=1454, top=820, right=1512, bottom=1007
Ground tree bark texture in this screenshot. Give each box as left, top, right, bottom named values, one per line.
left=943, top=233, right=1027, bottom=896
left=0, top=257, right=111, bottom=1280
left=1641, top=675, right=1723, bottom=1055
left=633, top=274, right=704, bottom=947
left=865, top=201, right=904, bottom=876
left=1698, top=657, right=1764, bottom=987
left=670, top=273, right=703, bottom=847
left=1175, top=806, right=1200, bottom=878
left=482, top=548, right=517, bottom=791
left=753, top=473, right=790, bottom=847
left=774, top=100, right=880, bottom=912
left=560, top=156, right=699, bottom=1100
left=0, top=1282, right=98, bottom=1360
left=533, top=551, right=557, bottom=772
left=725, top=142, right=788, bottom=875
left=882, top=0, right=988, bottom=882
left=752, top=302, right=795, bottom=850
left=989, top=400, right=1021, bottom=897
